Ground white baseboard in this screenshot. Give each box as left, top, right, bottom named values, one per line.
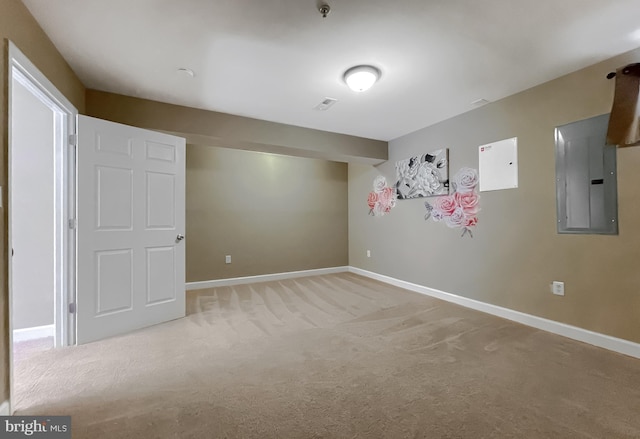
left=186, top=266, right=350, bottom=290
left=12, top=324, right=54, bottom=343
left=349, top=267, right=640, bottom=360
left=0, top=400, right=10, bottom=415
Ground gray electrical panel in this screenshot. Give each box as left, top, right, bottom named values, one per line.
left=555, top=114, right=618, bottom=235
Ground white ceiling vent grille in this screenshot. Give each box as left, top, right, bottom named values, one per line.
left=471, top=98, right=490, bottom=107
left=314, top=97, right=338, bottom=111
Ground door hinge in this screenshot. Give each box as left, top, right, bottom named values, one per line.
left=68, top=302, right=76, bottom=314
left=68, top=218, right=77, bottom=230
left=69, top=134, right=77, bottom=147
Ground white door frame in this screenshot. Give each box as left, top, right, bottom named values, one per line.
left=7, top=42, right=78, bottom=413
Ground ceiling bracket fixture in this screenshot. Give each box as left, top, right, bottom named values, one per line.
left=343, top=65, right=381, bottom=92
left=319, top=4, right=331, bottom=18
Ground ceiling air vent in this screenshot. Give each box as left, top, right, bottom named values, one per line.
left=314, top=97, right=338, bottom=111
left=471, top=98, right=490, bottom=107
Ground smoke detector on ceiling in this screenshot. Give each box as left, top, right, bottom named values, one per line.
left=177, top=68, right=195, bottom=78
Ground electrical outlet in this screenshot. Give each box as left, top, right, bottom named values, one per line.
left=552, top=281, right=564, bottom=296
left=367, top=250, right=371, bottom=258
left=225, top=255, right=231, bottom=264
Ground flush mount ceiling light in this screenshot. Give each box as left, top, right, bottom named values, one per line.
left=343, top=65, right=381, bottom=92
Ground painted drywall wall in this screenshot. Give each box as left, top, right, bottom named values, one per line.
left=1, top=0, right=86, bottom=406
left=10, top=77, right=55, bottom=330
left=85, top=90, right=388, bottom=165
left=186, top=145, right=348, bottom=281
left=349, top=47, right=640, bottom=344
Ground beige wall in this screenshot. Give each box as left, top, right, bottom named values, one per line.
left=1, top=0, right=86, bottom=405
left=349, top=47, right=640, bottom=344
left=186, top=145, right=348, bottom=281
left=85, top=89, right=365, bottom=283
left=1, top=5, right=352, bottom=400
left=85, top=90, right=388, bottom=165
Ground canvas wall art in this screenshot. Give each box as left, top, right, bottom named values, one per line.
left=395, top=149, right=449, bottom=199
left=424, top=167, right=480, bottom=238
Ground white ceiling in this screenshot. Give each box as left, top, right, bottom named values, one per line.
left=23, top=0, right=640, bottom=141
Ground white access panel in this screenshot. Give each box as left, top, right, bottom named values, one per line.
left=478, top=137, right=518, bottom=192
left=76, top=115, right=186, bottom=344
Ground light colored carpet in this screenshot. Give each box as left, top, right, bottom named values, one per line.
left=13, top=336, right=53, bottom=363
left=13, top=273, right=640, bottom=438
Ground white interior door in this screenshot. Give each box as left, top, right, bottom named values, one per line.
left=77, top=115, right=186, bottom=344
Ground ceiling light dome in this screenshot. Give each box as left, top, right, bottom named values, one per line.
left=343, top=65, right=381, bottom=92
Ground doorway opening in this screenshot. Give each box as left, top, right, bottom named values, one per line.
left=8, top=42, right=77, bottom=413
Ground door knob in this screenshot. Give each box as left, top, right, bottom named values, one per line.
left=176, top=234, right=185, bottom=242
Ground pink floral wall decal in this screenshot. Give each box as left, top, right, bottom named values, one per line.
left=424, top=167, right=480, bottom=237
left=368, top=176, right=397, bottom=216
